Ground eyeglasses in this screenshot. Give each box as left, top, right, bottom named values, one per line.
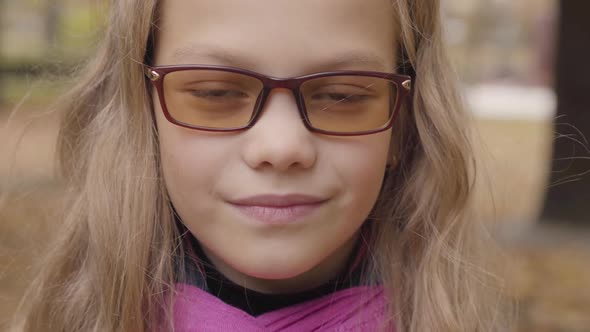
left=145, top=65, right=411, bottom=136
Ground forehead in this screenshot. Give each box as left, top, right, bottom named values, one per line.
left=154, top=0, right=397, bottom=76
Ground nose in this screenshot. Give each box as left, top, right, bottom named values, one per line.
left=241, top=89, right=317, bottom=172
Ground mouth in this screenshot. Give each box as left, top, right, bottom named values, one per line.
left=227, top=194, right=329, bottom=225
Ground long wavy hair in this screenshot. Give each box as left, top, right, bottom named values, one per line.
left=10, top=0, right=506, bottom=331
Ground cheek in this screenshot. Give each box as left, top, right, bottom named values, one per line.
left=155, top=106, right=197, bottom=192
left=329, top=132, right=391, bottom=204
left=154, top=105, right=231, bottom=212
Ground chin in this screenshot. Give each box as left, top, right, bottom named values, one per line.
left=237, top=257, right=314, bottom=281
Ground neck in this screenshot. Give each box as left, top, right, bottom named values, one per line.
left=201, top=231, right=362, bottom=294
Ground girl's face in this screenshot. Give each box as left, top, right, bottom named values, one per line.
left=153, top=0, right=396, bottom=293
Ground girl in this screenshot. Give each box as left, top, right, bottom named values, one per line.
left=11, top=0, right=506, bottom=331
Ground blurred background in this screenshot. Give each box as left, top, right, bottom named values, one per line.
left=1, top=0, right=589, bottom=330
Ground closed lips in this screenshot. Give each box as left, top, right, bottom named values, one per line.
left=228, top=194, right=328, bottom=224
left=229, top=194, right=328, bottom=207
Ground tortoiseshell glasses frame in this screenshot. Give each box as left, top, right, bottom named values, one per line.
left=145, top=64, right=412, bottom=136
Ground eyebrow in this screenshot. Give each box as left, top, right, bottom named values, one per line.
left=171, top=44, right=258, bottom=69
left=169, top=43, right=391, bottom=73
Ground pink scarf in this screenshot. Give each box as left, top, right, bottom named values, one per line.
left=173, top=283, right=392, bottom=331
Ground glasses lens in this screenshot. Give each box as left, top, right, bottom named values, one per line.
left=163, top=70, right=263, bottom=129
left=301, top=75, right=397, bottom=133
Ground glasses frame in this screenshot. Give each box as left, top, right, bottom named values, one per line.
left=145, top=64, right=412, bottom=136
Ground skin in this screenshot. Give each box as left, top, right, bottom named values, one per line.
left=153, top=0, right=397, bottom=294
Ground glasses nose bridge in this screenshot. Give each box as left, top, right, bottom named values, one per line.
left=263, top=76, right=301, bottom=93
left=253, top=76, right=306, bottom=126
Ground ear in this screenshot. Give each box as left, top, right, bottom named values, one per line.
left=387, top=100, right=408, bottom=169
left=387, top=128, right=401, bottom=169
left=386, top=153, right=398, bottom=169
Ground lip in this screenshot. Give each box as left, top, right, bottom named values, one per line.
left=228, top=194, right=328, bottom=225
left=230, top=194, right=327, bottom=207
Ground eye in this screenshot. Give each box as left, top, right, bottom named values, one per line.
left=310, top=92, right=371, bottom=103
left=190, top=89, right=249, bottom=99
left=307, top=82, right=376, bottom=101
left=178, top=80, right=255, bottom=104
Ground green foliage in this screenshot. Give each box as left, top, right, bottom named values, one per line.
left=0, top=1, right=106, bottom=106
left=0, top=74, right=73, bottom=109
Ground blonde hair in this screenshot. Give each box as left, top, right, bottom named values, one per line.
left=11, top=0, right=506, bottom=331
